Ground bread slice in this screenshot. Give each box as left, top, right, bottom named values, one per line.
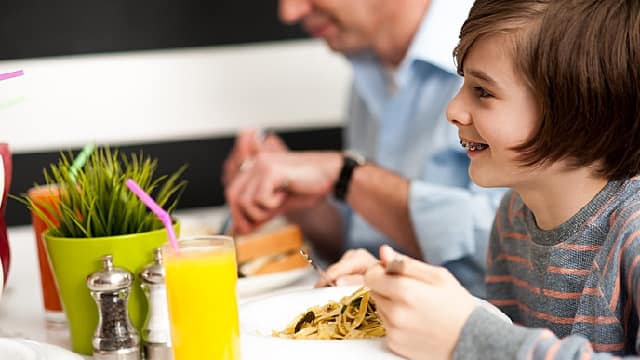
left=235, top=224, right=308, bottom=275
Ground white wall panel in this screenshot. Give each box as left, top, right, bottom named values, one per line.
left=0, top=39, right=351, bottom=153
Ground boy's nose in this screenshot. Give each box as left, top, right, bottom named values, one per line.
left=279, top=0, right=313, bottom=24
left=446, top=91, right=472, bottom=127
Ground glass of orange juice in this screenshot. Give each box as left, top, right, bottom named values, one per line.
left=28, top=184, right=66, bottom=324
left=162, top=235, right=240, bottom=360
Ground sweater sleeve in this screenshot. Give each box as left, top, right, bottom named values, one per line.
left=453, top=307, right=635, bottom=360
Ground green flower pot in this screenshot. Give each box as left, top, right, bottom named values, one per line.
left=45, top=224, right=180, bottom=355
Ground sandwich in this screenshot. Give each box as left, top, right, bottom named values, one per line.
left=235, top=223, right=309, bottom=276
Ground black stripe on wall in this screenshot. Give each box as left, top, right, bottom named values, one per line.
left=0, top=0, right=307, bottom=60
left=6, top=127, right=342, bottom=226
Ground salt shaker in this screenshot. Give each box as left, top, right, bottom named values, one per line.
left=140, top=248, right=173, bottom=360
left=87, top=255, right=141, bottom=360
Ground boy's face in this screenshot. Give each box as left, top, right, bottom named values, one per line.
left=447, top=34, right=541, bottom=188
left=278, top=0, right=388, bottom=54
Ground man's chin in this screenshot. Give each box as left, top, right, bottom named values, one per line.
left=324, top=40, right=367, bottom=56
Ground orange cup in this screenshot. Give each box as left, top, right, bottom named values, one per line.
left=28, top=184, right=65, bottom=323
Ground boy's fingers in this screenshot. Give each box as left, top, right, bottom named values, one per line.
left=324, top=249, right=377, bottom=281
left=378, top=245, right=455, bottom=286
left=335, top=274, right=364, bottom=286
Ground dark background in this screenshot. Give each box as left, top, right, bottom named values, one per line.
left=8, top=129, right=343, bottom=226
left=0, top=0, right=307, bottom=60
left=3, top=0, right=344, bottom=225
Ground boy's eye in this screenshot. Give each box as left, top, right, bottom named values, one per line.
left=473, top=86, right=492, bottom=98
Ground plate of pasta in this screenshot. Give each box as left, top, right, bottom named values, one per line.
left=239, top=285, right=402, bottom=359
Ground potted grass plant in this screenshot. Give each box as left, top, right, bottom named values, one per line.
left=18, top=146, right=186, bottom=355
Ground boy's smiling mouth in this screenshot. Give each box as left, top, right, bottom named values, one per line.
left=460, top=139, right=489, bottom=151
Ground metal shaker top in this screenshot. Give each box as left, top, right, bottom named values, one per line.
left=87, top=255, right=134, bottom=292
left=140, top=248, right=165, bottom=285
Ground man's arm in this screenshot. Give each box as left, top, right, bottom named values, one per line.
left=285, top=200, right=345, bottom=262
left=224, top=152, right=422, bottom=260
left=346, top=164, right=422, bottom=259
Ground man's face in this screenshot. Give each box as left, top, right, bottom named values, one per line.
left=279, top=0, right=387, bottom=54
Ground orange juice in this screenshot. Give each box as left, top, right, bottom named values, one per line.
left=28, top=185, right=64, bottom=322
left=163, top=236, right=240, bottom=360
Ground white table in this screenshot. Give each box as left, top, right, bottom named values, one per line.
left=0, top=208, right=318, bottom=358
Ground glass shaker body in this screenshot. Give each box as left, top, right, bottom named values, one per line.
left=140, top=248, right=172, bottom=360
left=87, top=255, right=140, bottom=360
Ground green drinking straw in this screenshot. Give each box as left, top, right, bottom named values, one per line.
left=0, top=96, right=26, bottom=111
left=69, top=143, right=96, bottom=183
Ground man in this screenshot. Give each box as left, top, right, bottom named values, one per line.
left=223, top=0, right=503, bottom=297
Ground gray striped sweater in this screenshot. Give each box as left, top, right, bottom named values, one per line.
left=454, top=178, right=640, bottom=359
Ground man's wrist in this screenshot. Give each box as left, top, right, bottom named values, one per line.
left=333, top=151, right=366, bottom=201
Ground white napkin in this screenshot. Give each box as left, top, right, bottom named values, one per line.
left=0, top=338, right=84, bottom=360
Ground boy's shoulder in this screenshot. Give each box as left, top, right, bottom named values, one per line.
left=607, top=178, right=640, bottom=236
left=497, top=189, right=524, bottom=216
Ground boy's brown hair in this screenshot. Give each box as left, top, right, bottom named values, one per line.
left=455, top=0, right=640, bottom=180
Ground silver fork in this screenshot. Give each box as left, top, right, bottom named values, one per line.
left=299, top=249, right=335, bottom=286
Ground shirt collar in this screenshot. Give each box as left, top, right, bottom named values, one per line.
left=348, top=0, right=474, bottom=115
left=396, top=0, right=475, bottom=84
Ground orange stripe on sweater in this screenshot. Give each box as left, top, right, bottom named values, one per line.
left=603, top=205, right=640, bottom=279
left=585, top=191, right=619, bottom=226
left=555, top=243, right=602, bottom=251
left=486, top=275, right=590, bottom=299
left=503, top=232, right=530, bottom=241
left=583, top=287, right=602, bottom=296
left=487, top=300, right=619, bottom=325
left=547, top=266, right=591, bottom=275
left=487, top=275, right=541, bottom=295
left=496, top=253, right=532, bottom=267
left=489, top=299, right=518, bottom=307
left=609, top=228, right=640, bottom=310
left=626, top=255, right=640, bottom=301
left=592, top=342, right=625, bottom=352
left=508, top=192, right=517, bottom=226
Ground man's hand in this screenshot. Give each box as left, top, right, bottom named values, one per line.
left=225, top=151, right=342, bottom=234
left=222, top=129, right=287, bottom=187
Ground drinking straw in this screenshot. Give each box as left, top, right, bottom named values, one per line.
left=125, top=178, right=179, bottom=251
left=0, top=70, right=24, bottom=82
left=69, top=143, right=95, bottom=182
left=0, top=96, right=26, bottom=111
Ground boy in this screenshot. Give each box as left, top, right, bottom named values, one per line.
left=329, top=0, right=640, bottom=358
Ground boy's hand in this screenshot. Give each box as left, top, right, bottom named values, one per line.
left=365, top=245, right=476, bottom=360
left=314, top=248, right=378, bottom=287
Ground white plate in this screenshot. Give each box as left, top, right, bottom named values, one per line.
left=0, top=338, right=83, bottom=360
left=237, top=267, right=313, bottom=298
left=239, top=285, right=402, bottom=360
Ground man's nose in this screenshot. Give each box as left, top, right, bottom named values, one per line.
left=279, top=0, right=312, bottom=24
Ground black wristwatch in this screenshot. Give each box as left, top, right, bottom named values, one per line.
left=334, top=151, right=366, bottom=201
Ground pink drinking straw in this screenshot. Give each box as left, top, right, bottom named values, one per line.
left=125, top=178, right=179, bottom=251
left=0, top=70, right=24, bottom=82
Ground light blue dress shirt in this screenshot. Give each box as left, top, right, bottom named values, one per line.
left=341, top=0, right=505, bottom=297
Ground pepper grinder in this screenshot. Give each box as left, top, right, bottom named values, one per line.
left=87, top=255, right=141, bottom=360
left=140, top=248, right=173, bottom=360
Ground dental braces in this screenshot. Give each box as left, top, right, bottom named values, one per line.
left=460, top=140, right=488, bottom=151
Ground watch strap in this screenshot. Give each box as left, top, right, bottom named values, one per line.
left=334, top=152, right=365, bottom=201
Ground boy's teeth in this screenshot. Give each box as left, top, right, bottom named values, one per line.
left=460, top=140, right=488, bottom=151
